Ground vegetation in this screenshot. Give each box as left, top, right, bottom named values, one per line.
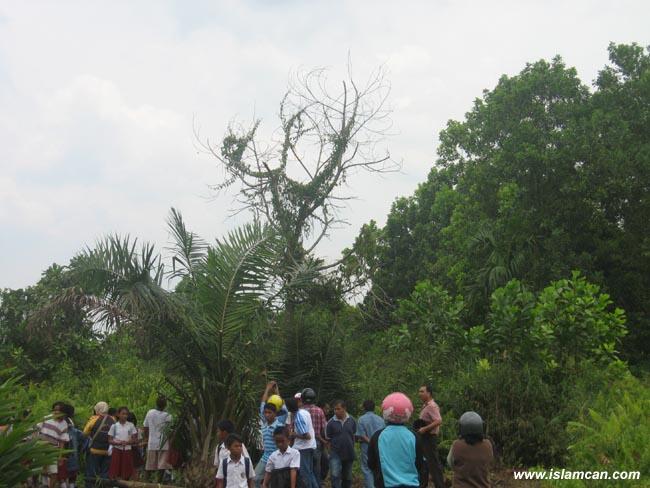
left=1, top=43, right=649, bottom=484
left=0, top=372, right=61, bottom=488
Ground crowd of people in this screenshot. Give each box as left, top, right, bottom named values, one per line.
left=28, top=396, right=174, bottom=487
left=27, top=381, right=494, bottom=488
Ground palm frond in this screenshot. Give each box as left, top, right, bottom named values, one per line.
left=166, top=207, right=208, bottom=282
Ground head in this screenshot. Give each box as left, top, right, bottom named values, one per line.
left=459, top=411, right=485, bottom=445
left=418, top=384, right=433, bottom=403
left=285, top=397, right=300, bottom=413
left=294, top=392, right=303, bottom=408
left=94, top=401, right=109, bottom=416
left=263, top=403, right=278, bottom=424
left=267, top=394, right=284, bottom=412
left=117, top=406, right=129, bottom=423
left=301, top=388, right=317, bottom=405
left=108, top=407, right=117, bottom=419
left=127, top=411, right=138, bottom=426
left=225, top=433, right=243, bottom=458
left=217, top=419, right=236, bottom=442
left=333, top=400, right=347, bottom=420
left=362, top=400, right=375, bottom=413
left=52, top=401, right=66, bottom=419
left=381, top=392, right=414, bottom=424
left=156, top=396, right=168, bottom=411
left=273, top=426, right=290, bottom=451
left=60, top=403, right=75, bottom=420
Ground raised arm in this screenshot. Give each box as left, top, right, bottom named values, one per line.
left=261, top=381, right=275, bottom=403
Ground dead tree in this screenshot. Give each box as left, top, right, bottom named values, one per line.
left=199, top=67, right=399, bottom=289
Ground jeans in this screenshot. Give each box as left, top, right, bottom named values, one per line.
left=298, top=448, right=320, bottom=488
left=255, top=459, right=267, bottom=488
left=360, top=444, right=374, bottom=488
left=328, top=451, right=353, bottom=488
left=85, top=453, right=110, bottom=487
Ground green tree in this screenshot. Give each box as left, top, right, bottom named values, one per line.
left=349, top=44, right=650, bottom=363
left=0, top=264, right=99, bottom=381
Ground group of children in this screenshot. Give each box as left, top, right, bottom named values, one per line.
left=31, top=396, right=173, bottom=488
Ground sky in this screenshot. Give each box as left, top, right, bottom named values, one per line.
left=1, top=0, right=648, bottom=289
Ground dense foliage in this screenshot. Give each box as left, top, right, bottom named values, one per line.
left=1, top=43, right=648, bottom=484
left=347, top=43, right=650, bottom=367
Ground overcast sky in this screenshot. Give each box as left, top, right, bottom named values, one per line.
left=1, top=0, right=648, bottom=289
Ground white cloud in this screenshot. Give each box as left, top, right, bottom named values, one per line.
left=0, top=0, right=648, bottom=288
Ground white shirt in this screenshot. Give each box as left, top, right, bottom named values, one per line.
left=265, top=446, right=301, bottom=472
left=292, top=409, right=316, bottom=450
left=108, top=421, right=137, bottom=451
left=214, top=442, right=250, bottom=467
left=216, top=455, right=255, bottom=488
left=143, top=409, right=172, bottom=450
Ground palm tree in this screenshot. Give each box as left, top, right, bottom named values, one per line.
left=55, top=209, right=288, bottom=487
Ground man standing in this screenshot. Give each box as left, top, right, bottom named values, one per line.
left=325, top=400, right=357, bottom=488
left=301, top=388, right=327, bottom=486
left=143, top=396, right=172, bottom=482
left=417, top=385, right=444, bottom=488
left=285, top=397, right=319, bottom=488
left=356, top=400, right=385, bottom=488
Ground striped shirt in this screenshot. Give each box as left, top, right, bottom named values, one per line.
left=291, top=409, right=316, bottom=450
left=259, top=402, right=287, bottom=463
left=39, top=417, right=69, bottom=447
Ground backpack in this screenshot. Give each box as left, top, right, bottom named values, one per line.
left=222, top=457, right=251, bottom=486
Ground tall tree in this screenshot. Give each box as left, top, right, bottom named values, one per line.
left=201, top=68, right=398, bottom=290
left=348, top=45, right=650, bottom=364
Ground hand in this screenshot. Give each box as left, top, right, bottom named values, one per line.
left=417, top=427, right=426, bottom=435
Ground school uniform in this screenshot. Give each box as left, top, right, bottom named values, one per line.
left=265, top=447, right=301, bottom=488
left=216, top=454, right=255, bottom=488
left=108, top=421, right=137, bottom=479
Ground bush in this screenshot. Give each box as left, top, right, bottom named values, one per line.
left=544, top=371, right=650, bottom=487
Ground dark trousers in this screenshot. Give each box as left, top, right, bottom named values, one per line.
left=421, top=435, right=445, bottom=488
left=85, top=453, right=111, bottom=487
left=314, top=443, right=323, bottom=484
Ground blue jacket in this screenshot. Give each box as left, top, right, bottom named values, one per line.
left=368, top=424, right=424, bottom=488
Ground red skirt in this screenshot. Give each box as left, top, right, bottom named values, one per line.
left=56, top=458, right=68, bottom=481
left=109, top=448, right=135, bottom=480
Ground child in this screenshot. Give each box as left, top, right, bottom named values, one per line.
left=62, top=403, right=83, bottom=488
left=214, top=419, right=250, bottom=467
left=262, top=427, right=300, bottom=488
left=216, top=433, right=255, bottom=488
left=127, top=411, right=145, bottom=479
left=38, top=402, right=70, bottom=488
left=446, top=412, right=493, bottom=488
left=108, top=406, right=138, bottom=480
